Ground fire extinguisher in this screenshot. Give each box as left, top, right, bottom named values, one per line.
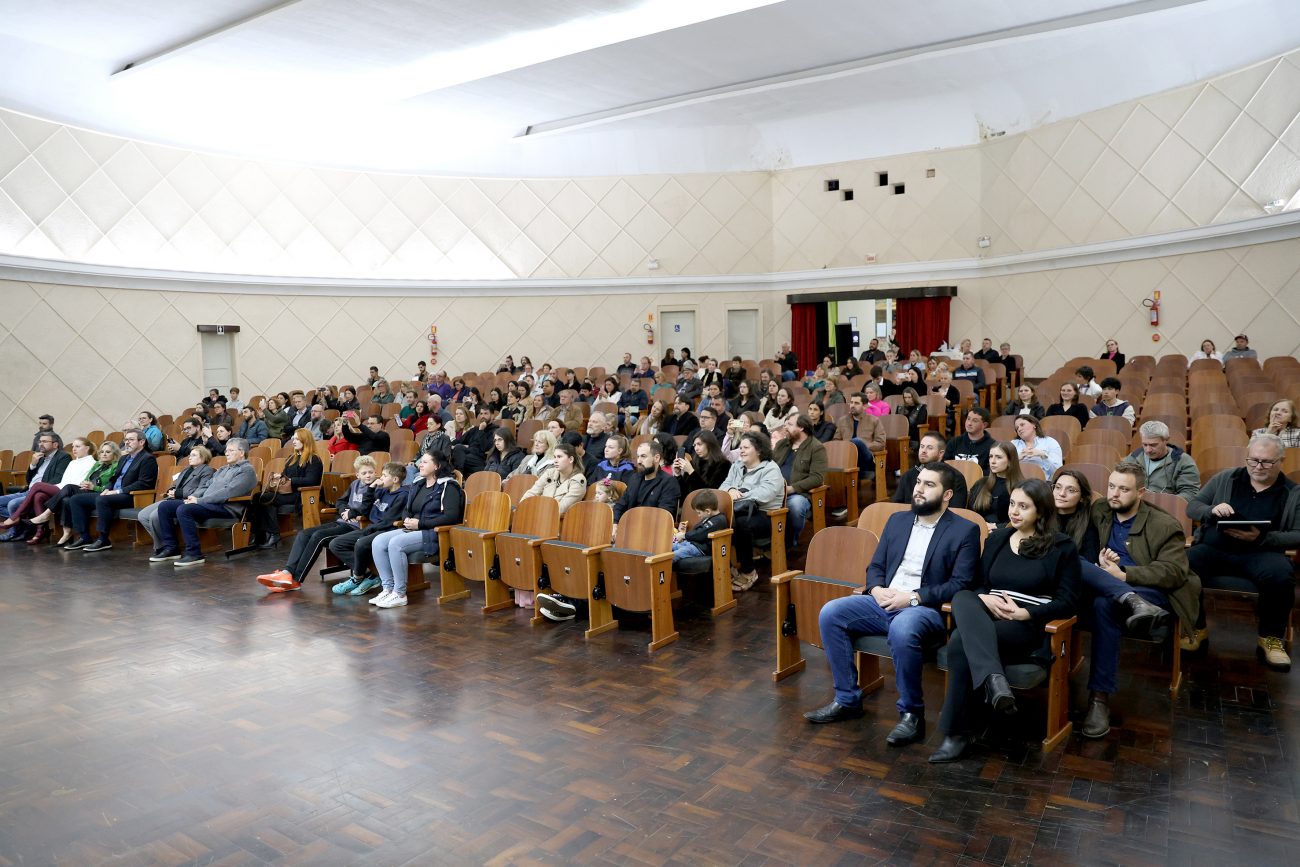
left=1144, top=290, right=1160, bottom=326
left=644, top=314, right=654, bottom=345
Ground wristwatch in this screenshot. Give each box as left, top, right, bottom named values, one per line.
left=909, top=592, right=920, bottom=607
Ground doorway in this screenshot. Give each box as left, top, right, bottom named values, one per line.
left=200, top=331, right=237, bottom=392
left=659, top=309, right=697, bottom=359
left=727, top=308, right=760, bottom=360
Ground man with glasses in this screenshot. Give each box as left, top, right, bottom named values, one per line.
left=66, top=429, right=160, bottom=552
left=1186, top=434, right=1300, bottom=669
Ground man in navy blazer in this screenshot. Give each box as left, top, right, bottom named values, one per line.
left=805, top=462, right=981, bottom=747
left=67, top=428, right=160, bottom=552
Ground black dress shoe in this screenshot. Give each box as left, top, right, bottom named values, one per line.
left=258, top=534, right=281, bottom=550
left=885, top=712, right=925, bottom=746
left=803, top=701, right=864, bottom=724
left=1122, top=594, right=1170, bottom=642
left=928, top=735, right=969, bottom=763
left=985, top=673, right=1017, bottom=715
left=1082, top=697, right=1111, bottom=738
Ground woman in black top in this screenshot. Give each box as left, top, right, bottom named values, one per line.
left=895, top=387, right=928, bottom=442
left=674, top=430, right=730, bottom=494
left=806, top=402, right=838, bottom=443
left=1051, top=468, right=1100, bottom=562
left=485, top=429, right=525, bottom=478
left=967, top=442, right=1024, bottom=527
left=728, top=380, right=759, bottom=417
left=1004, top=384, right=1047, bottom=420
left=930, top=479, right=1080, bottom=762
left=1046, top=382, right=1090, bottom=428
left=1100, top=339, right=1125, bottom=373
left=252, top=428, right=324, bottom=549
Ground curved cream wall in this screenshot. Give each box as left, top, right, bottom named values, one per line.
left=3, top=50, right=1300, bottom=278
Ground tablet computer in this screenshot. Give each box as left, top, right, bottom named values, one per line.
left=1216, top=519, right=1272, bottom=528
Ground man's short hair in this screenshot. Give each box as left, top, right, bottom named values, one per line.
left=1100, top=377, right=1122, bottom=391
left=354, top=455, right=377, bottom=471
left=699, top=406, right=717, bottom=419
left=1112, top=460, right=1147, bottom=489
left=644, top=438, right=665, bottom=460
left=365, top=415, right=382, bottom=425
left=792, top=414, right=815, bottom=437
left=849, top=391, right=866, bottom=403
left=918, top=460, right=958, bottom=493
left=560, top=431, right=583, bottom=449
left=382, top=461, right=405, bottom=478
left=38, top=414, right=54, bottom=423
left=693, top=490, right=719, bottom=512
left=549, top=419, right=567, bottom=432
left=967, top=406, right=991, bottom=424
left=870, top=365, right=883, bottom=378
left=920, top=430, right=947, bottom=450
left=1075, top=365, right=1095, bottom=380
left=1139, top=420, right=1170, bottom=440
left=229, top=387, right=240, bottom=395
left=1249, top=432, right=1285, bottom=458
left=227, top=437, right=249, bottom=455
left=37, top=432, right=56, bottom=443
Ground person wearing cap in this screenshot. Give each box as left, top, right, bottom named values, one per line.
left=1222, top=334, right=1258, bottom=361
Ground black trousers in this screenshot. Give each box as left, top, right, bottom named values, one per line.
left=939, top=589, right=1043, bottom=736
left=326, top=524, right=391, bottom=578
left=1187, top=544, right=1296, bottom=638
left=731, top=506, right=772, bottom=572
left=251, top=492, right=297, bottom=540
left=284, top=522, right=354, bottom=581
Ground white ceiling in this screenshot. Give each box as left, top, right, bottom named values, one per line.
left=1, top=0, right=1299, bottom=176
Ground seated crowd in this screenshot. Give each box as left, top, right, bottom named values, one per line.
left=4, top=332, right=1298, bottom=758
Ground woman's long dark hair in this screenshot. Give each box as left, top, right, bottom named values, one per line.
left=1051, top=468, right=1093, bottom=549
left=1013, top=478, right=1057, bottom=559
left=691, top=430, right=725, bottom=465
left=969, top=441, right=1023, bottom=515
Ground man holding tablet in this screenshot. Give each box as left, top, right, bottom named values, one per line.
left=1187, top=434, right=1300, bottom=670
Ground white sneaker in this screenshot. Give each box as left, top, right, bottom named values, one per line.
left=369, top=590, right=393, bottom=606
left=731, top=570, right=759, bottom=592
left=376, top=594, right=407, bottom=608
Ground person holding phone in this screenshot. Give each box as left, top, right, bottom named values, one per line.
left=1186, top=433, right=1300, bottom=668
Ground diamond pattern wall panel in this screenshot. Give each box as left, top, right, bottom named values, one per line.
left=0, top=279, right=790, bottom=446
left=4, top=51, right=1300, bottom=278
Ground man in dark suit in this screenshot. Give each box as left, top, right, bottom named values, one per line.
left=0, top=432, right=72, bottom=539
left=805, top=462, right=981, bottom=747
left=67, top=428, right=159, bottom=552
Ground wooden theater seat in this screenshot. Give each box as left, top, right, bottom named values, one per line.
left=436, top=490, right=513, bottom=608
left=673, top=489, right=736, bottom=616
left=495, top=497, right=562, bottom=625
left=539, top=501, right=614, bottom=639
left=599, top=506, right=678, bottom=651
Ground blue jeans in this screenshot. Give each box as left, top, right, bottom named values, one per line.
left=671, top=539, right=708, bottom=562
left=786, top=493, right=811, bottom=545
left=155, top=499, right=233, bottom=556
left=1079, top=560, right=1169, bottom=694
left=372, top=529, right=429, bottom=595
left=849, top=439, right=874, bottom=477
left=818, top=594, right=945, bottom=714
left=0, top=492, right=24, bottom=518
left=781, top=370, right=796, bottom=381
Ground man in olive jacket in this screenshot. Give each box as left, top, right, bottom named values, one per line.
left=772, top=413, right=827, bottom=549
left=1080, top=461, right=1200, bottom=738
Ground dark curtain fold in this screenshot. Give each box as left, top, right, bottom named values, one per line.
left=896, top=297, right=951, bottom=357
left=790, top=302, right=820, bottom=375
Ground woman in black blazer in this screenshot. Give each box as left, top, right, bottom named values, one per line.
left=930, top=479, right=1079, bottom=762
left=252, top=429, right=323, bottom=549
left=1100, top=339, right=1125, bottom=373
left=1045, top=382, right=1090, bottom=429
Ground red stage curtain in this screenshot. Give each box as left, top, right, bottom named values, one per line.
left=790, top=302, right=819, bottom=374
left=895, top=297, right=951, bottom=357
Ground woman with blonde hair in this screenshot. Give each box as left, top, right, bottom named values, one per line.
left=2, top=437, right=99, bottom=544
left=508, top=430, right=558, bottom=478
left=521, top=443, right=588, bottom=515
left=53, top=441, right=122, bottom=546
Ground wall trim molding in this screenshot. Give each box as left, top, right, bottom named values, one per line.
left=3, top=209, right=1300, bottom=297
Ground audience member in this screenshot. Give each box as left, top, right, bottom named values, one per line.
left=521, top=443, right=588, bottom=515
left=775, top=343, right=799, bottom=381
left=486, top=429, right=526, bottom=478
left=863, top=383, right=890, bottom=416
left=997, top=343, right=1018, bottom=376
left=772, top=414, right=827, bottom=550
left=31, top=414, right=62, bottom=450
left=226, top=387, right=244, bottom=411
left=929, top=479, right=1079, bottom=763
left=262, top=397, right=290, bottom=441
left=1004, top=384, right=1046, bottom=419
left=674, top=429, right=729, bottom=495
left=135, top=411, right=165, bottom=452
left=1222, top=334, right=1258, bottom=361
left=1254, top=398, right=1300, bottom=448
left=0, top=437, right=96, bottom=544
left=1129, top=420, right=1201, bottom=500
left=588, top=434, right=634, bottom=485
left=1189, top=339, right=1223, bottom=367
left=968, top=441, right=1023, bottom=527
left=0, top=432, right=71, bottom=535
left=1076, top=461, right=1198, bottom=737
left=1012, top=416, right=1063, bottom=478
left=147, top=439, right=256, bottom=567
left=508, top=430, right=557, bottom=478
left=250, top=429, right=323, bottom=550
left=1090, top=377, right=1136, bottom=424
left=974, top=338, right=1000, bottom=364
left=326, top=462, right=408, bottom=597
left=895, top=387, right=928, bottom=443
left=952, top=353, right=986, bottom=399
left=894, top=433, right=968, bottom=509
left=719, top=432, right=783, bottom=592
left=671, top=490, right=729, bottom=564
left=1046, top=382, right=1090, bottom=428
left=947, top=408, right=995, bottom=472
left=1074, top=366, right=1102, bottom=399
left=341, top=414, right=391, bottom=456
left=1186, top=434, right=1299, bottom=667
left=368, top=451, right=465, bottom=610
left=805, top=463, right=979, bottom=749
left=1100, top=339, right=1126, bottom=372
left=165, top=417, right=205, bottom=459
left=807, top=401, right=838, bottom=443
left=138, top=446, right=215, bottom=556
left=836, top=393, right=886, bottom=479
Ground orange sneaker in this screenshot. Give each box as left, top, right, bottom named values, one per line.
left=256, top=570, right=295, bottom=588
left=266, top=582, right=301, bottom=593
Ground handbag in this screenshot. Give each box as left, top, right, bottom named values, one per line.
left=258, top=472, right=293, bottom=503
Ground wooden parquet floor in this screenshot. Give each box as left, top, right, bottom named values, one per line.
left=0, top=541, right=1296, bottom=866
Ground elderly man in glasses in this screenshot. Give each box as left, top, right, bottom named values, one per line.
left=1186, top=434, right=1300, bottom=670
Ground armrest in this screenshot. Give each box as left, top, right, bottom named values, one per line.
left=805, top=484, right=829, bottom=497
left=579, top=543, right=612, bottom=556
left=1044, top=616, right=1076, bottom=635
left=525, top=535, right=556, bottom=548
left=132, top=491, right=156, bottom=507
left=764, top=507, right=789, bottom=518
left=941, top=602, right=952, bottom=613
left=645, top=551, right=674, bottom=566
left=706, top=528, right=734, bottom=540
left=227, top=495, right=252, bottom=503
left=770, top=569, right=803, bottom=585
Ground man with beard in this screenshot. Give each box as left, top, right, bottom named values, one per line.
left=894, top=431, right=968, bottom=509
left=1077, top=461, right=1199, bottom=738
left=804, top=463, right=980, bottom=748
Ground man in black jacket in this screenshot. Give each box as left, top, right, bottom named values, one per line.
left=31, top=414, right=63, bottom=451
left=342, top=415, right=391, bottom=456
left=612, top=439, right=681, bottom=531
left=895, top=432, right=968, bottom=509
left=165, top=417, right=206, bottom=460
left=0, top=433, right=72, bottom=539
left=67, top=429, right=159, bottom=552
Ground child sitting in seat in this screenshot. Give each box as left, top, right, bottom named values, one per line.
left=593, top=476, right=617, bottom=503
left=671, top=490, right=729, bottom=563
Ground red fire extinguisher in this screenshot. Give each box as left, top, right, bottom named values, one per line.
left=1144, top=290, right=1160, bottom=326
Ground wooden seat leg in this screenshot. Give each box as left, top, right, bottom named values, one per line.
left=406, top=562, right=430, bottom=593
left=856, top=651, right=885, bottom=695
left=585, top=556, right=617, bottom=639
left=772, top=577, right=805, bottom=681
left=647, top=556, right=679, bottom=652
left=1042, top=622, right=1074, bottom=752
left=710, top=535, right=737, bottom=616
left=481, top=557, right=513, bottom=614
